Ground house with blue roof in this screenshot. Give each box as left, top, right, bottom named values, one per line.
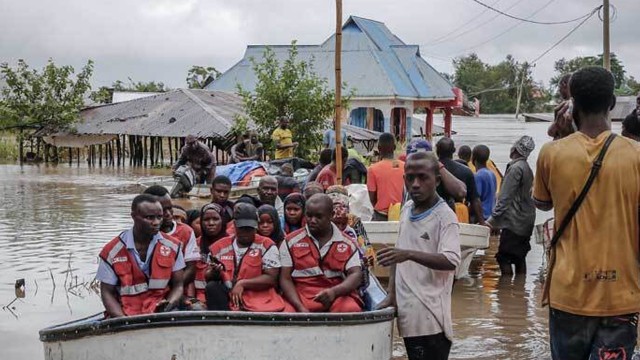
left=207, top=16, right=462, bottom=141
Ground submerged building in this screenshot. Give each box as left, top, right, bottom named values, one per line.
left=207, top=16, right=462, bottom=141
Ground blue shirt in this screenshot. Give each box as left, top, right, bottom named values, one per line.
left=323, top=129, right=348, bottom=150
left=474, top=168, right=497, bottom=220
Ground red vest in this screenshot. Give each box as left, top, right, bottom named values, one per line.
left=99, top=233, right=180, bottom=316
left=193, top=236, right=209, bottom=303
left=285, top=228, right=361, bottom=311
left=209, top=235, right=286, bottom=312
left=164, top=222, right=194, bottom=256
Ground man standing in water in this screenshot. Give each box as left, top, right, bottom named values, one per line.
left=534, top=67, right=640, bottom=359
left=472, top=145, right=497, bottom=222
left=377, top=152, right=461, bottom=360
left=97, top=194, right=185, bottom=316
left=487, top=136, right=536, bottom=275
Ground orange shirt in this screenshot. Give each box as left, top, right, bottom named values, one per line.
left=533, top=131, right=640, bottom=316
left=316, top=164, right=352, bottom=190
left=366, top=159, right=405, bottom=213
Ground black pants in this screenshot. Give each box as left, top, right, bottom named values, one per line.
left=549, top=308, right=638, bottom=360
left=372, top=211, right=388, bottom=222
left=496, top=228, right=531, bottom=274
left=205, top=281, right=230, bottom=311
left=403, top=333, right=451, bottom=360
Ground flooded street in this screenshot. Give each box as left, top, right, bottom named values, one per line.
left=0, top=116, right=622, bottom=359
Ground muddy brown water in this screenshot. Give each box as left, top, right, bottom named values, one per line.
left=0, top=117, right=623, bottom=359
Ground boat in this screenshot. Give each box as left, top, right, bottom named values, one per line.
left=40, top=308, right=394, bottom=360
left=363, top=221, right=491, bottom=279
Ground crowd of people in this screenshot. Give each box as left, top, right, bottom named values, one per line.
left=95, top=66, right=640, bottom=360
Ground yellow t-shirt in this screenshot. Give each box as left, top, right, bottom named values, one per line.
left=271, top=128, right=294, bottom=159
left=533, top=131, right=640, bottom=316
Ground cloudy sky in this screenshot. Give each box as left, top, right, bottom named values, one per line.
left=1, top=0, right=636, bottom=89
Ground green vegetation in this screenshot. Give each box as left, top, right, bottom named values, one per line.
left=0, top=132, right=19, bottom=161
left=451, top=54, right=547, bottom=114
left=552, top=53, right=640, bottom=96
left=187, top=65, right=221, bottom=89
left=90, top=78, right=169, bottom=104
left=236, top=41, right=351, bottom=158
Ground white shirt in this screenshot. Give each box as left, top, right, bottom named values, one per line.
left=233, top=238, right=281, bottom=270
left=166, top=221, right=200, bottom=262
left=280, top=223, right=360, bottom=270
left=395, top=199, right=461, bottom=340
left=96, top=229, right=186, bottom=286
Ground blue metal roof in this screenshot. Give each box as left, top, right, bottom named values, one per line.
left=208, top=16, right=455, bottom=101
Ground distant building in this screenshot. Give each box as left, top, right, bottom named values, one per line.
left=208, top=16, right=461, bottom=141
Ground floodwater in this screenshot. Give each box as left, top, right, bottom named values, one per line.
left=0, top=116, right=623, bottom=360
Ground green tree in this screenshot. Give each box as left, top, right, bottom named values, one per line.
left=551, top=53, right=626, bottom=89
left=452, top=53, right=541, bottom=114
left=90, top=77, right=168, bottom=104
left=0, top=59, right=93, bottom=161
left=237, top=41, right=349, bottom=158
left=187, top=65, right=221, bottom=89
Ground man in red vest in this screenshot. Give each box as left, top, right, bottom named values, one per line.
left=205, top=203, right=290, bottom=312
left=143, top=185, right=200, bottom=295
left=279, top=194, right=363, bottom=313
left=96, top=194, right=185, bottom=317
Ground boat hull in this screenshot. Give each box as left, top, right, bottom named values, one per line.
left=41, top=309, right=394, bottom=360
left=363, top=221, right=490, bottom=279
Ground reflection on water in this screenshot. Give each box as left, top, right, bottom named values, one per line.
left=0, top=117, right=623, bottom=359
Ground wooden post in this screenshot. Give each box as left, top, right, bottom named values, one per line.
left=160, top=137, right=164, bottom=166
left=169, top=137, right=173, bottom=165
left=77, top=148, right=80, bottom=166
left=68, top=147, right=72, bottom=165
left=334, top=0, right=343, bottom=185
left=150, top=137, right=155, bottom=167
left=143, top=136, right=148, bottom=167
left=129, top=136, right=134, bottom=166
left=98, top=145, right=103, bottom=167
left=603, top=0, right=610, bottom=70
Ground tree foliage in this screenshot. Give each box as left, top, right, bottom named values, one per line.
left=90, top=77, right=168, bottom=104
left=551, top=53, right=640, bottom=96
left=187, top=65, right=220, bottom=89
left=451, top=53, right=546, bottom=114
left=237, top=42, right=349, bottom=158
left=0, top=59, right=93, bottom=131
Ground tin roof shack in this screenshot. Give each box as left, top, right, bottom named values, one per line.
left=38, top=89, right=246, bottom=167
left=207, top=16, right=462, bottom=142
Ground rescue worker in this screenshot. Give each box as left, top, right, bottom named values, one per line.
left=143, top=186, right=200, bottom=295
left=96, top=194, right=185, bottom=317
left=204, top=203, right=290, bottom=312
left=192, top=203, right=228, bottom=303
left=279, top=194, right=363, bottom=313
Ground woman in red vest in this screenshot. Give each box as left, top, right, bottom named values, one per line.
left=191, top=203, right=228, bottom=304
left=205, top=203, right=292, bottom=312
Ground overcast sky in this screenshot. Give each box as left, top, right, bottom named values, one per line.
left=0, top=0, right=636, bottom=90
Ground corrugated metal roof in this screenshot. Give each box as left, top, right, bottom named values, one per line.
left=208, top=16, right=455, bottom=100
left=70, top=89, right=245, bottom=138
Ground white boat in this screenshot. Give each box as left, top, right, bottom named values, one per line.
left=40, top=309, right=395, bottom=360
left=363, top=221, right=490, bottom=279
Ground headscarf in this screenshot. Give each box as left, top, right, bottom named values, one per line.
left=513, top=135, right=535, bottom=159
left=283, top=192, right=306, bottom=232
left=257, top=204, right=285, bottom=245
left=199, top=203, right=228, bottom=255
left=172, top=205, right=187, bottom=223
left=303, top=181, right=324, bottom=200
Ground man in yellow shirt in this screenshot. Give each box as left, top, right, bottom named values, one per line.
left=533, top=67, right=640, bottom=360
left=271, top=116, right=298, bottom=159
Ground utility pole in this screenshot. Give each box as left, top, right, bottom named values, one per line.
left=514, top=66, right=527, bottom=119
left=334, top=0, right=343, bottom=185
left=603, top=0, right=610, bottom=70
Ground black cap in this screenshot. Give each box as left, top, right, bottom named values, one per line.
left=234, top=203, right=258, bottom=229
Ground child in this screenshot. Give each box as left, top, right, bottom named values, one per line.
left=377, top=151, right=461, bottom=360
left=282, top=193, right=305, bottom=234
left=257, top=205, right=285, bottom=247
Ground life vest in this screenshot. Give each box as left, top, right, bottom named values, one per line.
left=285, top=228, right=362, bottom=312
left=209, top=235, right=287, bottom=312
left=192, top=237, right=209, bottom=303
left=98, top=233, right=180, bottom=316
left=455, top=202, right=470, bottom=223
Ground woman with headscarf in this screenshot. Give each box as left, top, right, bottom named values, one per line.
left=282, top=193, right=306, bottom=234
left=191, top=203, right=228, bottom=304
left=258, top=205, right=285, bottom=247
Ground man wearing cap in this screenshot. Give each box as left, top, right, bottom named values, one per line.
left=279, top=194, right=363, bottom=313
left=205, top=203, right=290, bottom=312
left=172, top=135, right=216, bottom=183
left=487, top=136, right=536, bottom=275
